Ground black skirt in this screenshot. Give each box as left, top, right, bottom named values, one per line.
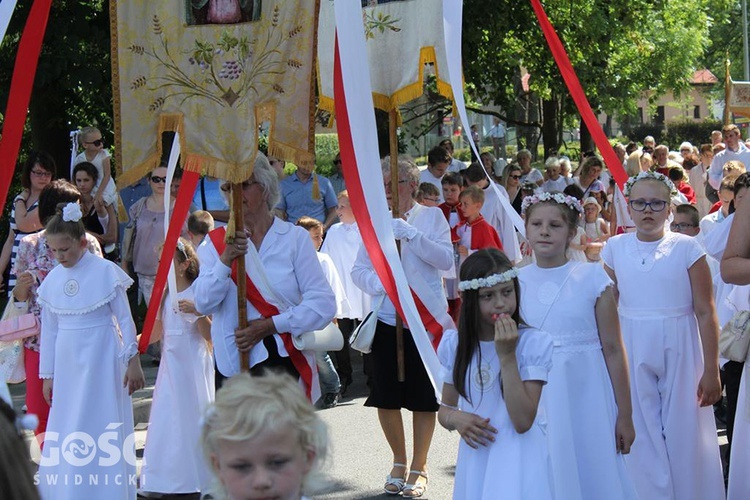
left=364, top=321, right=439, bottom=412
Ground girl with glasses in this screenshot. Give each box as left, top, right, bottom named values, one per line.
left=0, top=151, right=55, bottom=296
left=602, top=171, right=725, bottom=500
left=74, top=126, right=118, bottom=207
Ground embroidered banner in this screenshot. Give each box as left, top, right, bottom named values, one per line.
left=111, top=0, right=317, bottom=186
left=728, top=78, right=750, bottom=118
left=319, top=0, right=452, bottom=117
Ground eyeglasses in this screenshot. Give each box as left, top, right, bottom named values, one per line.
left=220, top=180, right=260, bottom=192
left=670, top=222, right=696, bottom=231
left=510, top=174, right=522, bottom=180
left=680, top=149, right=691, bottom=153
left=383, top=180, right=409, bottom=189
left=31, top=169, right=53, bottom=178
left=150, top=176, right=167, bottom=184
left=423, top=197, right=440, bottom=203
left=85, top=139, right=104, bottom=147
left=629, top=199, right=668, bottom=212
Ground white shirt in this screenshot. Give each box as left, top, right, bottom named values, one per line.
left=194, top=218, right=336, bottom=377
left=419, top=168, right=445, bottom=202
left=447, top=158, right=466, bottom=173
left=480, top=183, right=521, bottom=263
left=521, top=168, right=543, bottom=185
left=709, top=143, right=750, bottom=190
left=316, top=252, right=351, bottom=318
left=320, top=222, right=371, bottom=320
left=352, top=204, right=452, bottom=327
left=488, top=122, right=505, bottom=138
left=541, top=176, right=572, bottom=193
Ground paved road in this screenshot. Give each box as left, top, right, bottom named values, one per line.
left=12, top=351, right=727, bottom=499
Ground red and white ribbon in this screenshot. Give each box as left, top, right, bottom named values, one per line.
left=333, top=0, right=444, bottom=397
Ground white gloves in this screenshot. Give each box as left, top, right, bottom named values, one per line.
left=391, top=218, right=418, bottom=241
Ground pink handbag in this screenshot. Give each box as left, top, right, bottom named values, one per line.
left=0, top=313, right=40, bottom=341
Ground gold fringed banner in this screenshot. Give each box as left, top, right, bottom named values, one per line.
left=112, top=0, right=317, bottom=186
left=317, top=1, right=454, bottom=120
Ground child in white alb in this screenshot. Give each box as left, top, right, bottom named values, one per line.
left=519, top=192, right=637, bottom=499
left=37, top=203, right=145, bottom=500
left=602, top=171, right=725, bottom=500
left=438, top=249, right=553, bottom=499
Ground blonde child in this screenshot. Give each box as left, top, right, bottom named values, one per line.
left=602, top=171, right=724, bottom=499
left=437, top=248, right=553, bottom=499
left=456, top=186, right=503, bottom=267
left=140, top=238, right=214, bottom=496
left=37, top=202, right=144, bottom=499
left=581, top=196, right=609, bottom=262
left=75, top=126, right=117, bottom=206
left=201, top=372, right=328, bottom=500
left=519, top=191, right=637, bottom=499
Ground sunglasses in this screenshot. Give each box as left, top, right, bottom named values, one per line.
left=150, top=176, right=168, bottom=184
left=510, top=174, right=522, bottom=180
left=85, top=139, right=104, bottom=147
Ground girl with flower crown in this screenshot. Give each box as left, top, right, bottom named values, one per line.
left=519, top=191, right=638, bottom=499
left=36, top=202, right=144, bottom=500
left=139, top=237, right=214, bottom=496
left=602, top=171, right=725, bottom=500
left=437, top=248, right=554, bottom=499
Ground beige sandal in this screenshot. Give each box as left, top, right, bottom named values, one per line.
left=383, top=463, right=407, bottom=495
left=402, top=469, right=428, bottom=498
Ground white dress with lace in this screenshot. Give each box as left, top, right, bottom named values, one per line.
left=437, top=327, right=554, bottom=499
left=36, top=251, right=137, bottom=500
left=519, top=260, right=638, bottom=499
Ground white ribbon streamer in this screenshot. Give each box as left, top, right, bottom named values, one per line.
left=334, top=0, right=442, bottom=397
left=441, top=0, right=526, bottom=246
left=0, top=0, right=18, bottom=48
left=164, top=133, right=180, bottom=311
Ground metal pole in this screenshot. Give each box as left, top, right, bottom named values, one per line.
left=744, top=0, right=749, bottom=80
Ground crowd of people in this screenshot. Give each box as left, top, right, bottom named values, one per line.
left=0, top=121, right=748, bottom=500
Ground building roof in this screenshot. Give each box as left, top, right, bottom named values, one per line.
left=692, top=69, right=718, bottom=85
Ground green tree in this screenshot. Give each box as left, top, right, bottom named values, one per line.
left=462, top=0, right=712, bottom=156
left=0, top=0, right=112, bottom=179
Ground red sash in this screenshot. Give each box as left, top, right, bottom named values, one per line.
left=208, top=227, right=314, bottom=399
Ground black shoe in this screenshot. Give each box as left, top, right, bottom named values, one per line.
left=320, top=392, right=339, bottom=409
left=340, top=377, right=353, bottom=396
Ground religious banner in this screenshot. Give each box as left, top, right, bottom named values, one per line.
left=111, top=0, right=317, bottom=186
left=727, top=78, right=750, bottom=119
left=318, top=0, right=453, bottom=117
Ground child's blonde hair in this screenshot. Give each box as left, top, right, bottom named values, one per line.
left=337, top=189, right=349, bottom=201
left=201, top=372, right=328, bottom=498
left=723, top=160, right=746, bottom=177
left=79, top=126, right=101, bottom=146
left=459, top=184, right=485, bottom=205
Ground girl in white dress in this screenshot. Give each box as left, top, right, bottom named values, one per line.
left=519, top=191, right=637, bottom=499
left=74, top=127, right=117, bottom=206
left=37, top=202, right=145, bottom=500
left=201, top=372, right=328, bottom=500
left=139, top=238, right=214, bottom=495
left=437, top=248, right=554, bottom=499
left=602, top=171, right=725, bottom=500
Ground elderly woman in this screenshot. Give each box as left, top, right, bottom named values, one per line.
left=193, top=154, right=335, bottom=397
left=574, top=156, right=607, bottom=199
left=352, top=156, right=453, bottom=498
left=12, top=180, right=102, bottom=440
left=517, top=149, right=543, bottom=187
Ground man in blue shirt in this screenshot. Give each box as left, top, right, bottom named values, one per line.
left=276, top=162, right=338, bottom=230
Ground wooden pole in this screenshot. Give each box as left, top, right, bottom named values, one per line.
left=725, top=58, right=732, bottom=126
left=389, top=109, right=406, bottom=383
left=232, top=184, right=250, bottom=372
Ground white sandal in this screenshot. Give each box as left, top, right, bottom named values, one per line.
left=402, top=469, right=428, bottom=498
left=383, top=462, right=407, bottom=495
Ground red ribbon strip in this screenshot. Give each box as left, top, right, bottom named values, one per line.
left=137, top=171, right=200, bottom=352
left=333, top=37, right=443, bottom=348
left=529, top=0, right=628, bottom=188
left=207, top=227, right=314, bottom=399
left=0, top=0, right=54, bottom=210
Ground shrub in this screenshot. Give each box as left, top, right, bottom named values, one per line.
left=663, top=120, right=723, bottom=148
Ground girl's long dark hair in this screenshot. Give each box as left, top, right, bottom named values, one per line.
left=454, top=248, right=521, bottom=403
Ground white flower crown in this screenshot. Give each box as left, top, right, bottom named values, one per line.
left=61, top=202, right=83, bottom=223
left=623, top=170, right=678, bottom=197
left=521, top=191, right=583, bottom=215
left=458, top=268, right=520, bottom=291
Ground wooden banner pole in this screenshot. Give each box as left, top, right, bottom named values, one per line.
left=232, top=184, right=250, bottom=372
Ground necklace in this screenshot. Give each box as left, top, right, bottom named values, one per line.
left=634, top=237, right=659, bottom=265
